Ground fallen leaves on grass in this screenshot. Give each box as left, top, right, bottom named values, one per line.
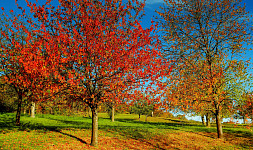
left=0, top=125, right=252, bottom=149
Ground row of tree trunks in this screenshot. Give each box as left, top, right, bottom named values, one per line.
left=16, top=96, right=36, bottom=126
left=201, top=113, right=211, bottom=127
left=111, top=107, right=153, bottom=122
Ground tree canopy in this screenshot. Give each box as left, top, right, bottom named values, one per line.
left=157, top=0, right=252, bottom=138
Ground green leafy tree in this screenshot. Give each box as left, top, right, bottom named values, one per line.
left=235, top=91, right=253, bottom=124
left=131, top=96, right=154, bottom=121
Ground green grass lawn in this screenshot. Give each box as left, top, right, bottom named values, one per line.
left=0, top=113, right=252, bottom=149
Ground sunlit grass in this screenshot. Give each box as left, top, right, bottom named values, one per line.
left=0, top=113, right=252, bottom=149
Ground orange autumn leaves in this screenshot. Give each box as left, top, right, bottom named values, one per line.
left=158, top=0, right=252, bottom=138
left=1, top=0, right=169, bottom=105
left=0, top=0, right=169, bottom=145
left=165, top=58, right=231, bottom=112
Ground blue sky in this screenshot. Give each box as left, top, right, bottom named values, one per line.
left=1, top=0, right=252, bottom=29
left=141, top=0, right=253, bottom=24
left=140, top=0, right=253, bottom=123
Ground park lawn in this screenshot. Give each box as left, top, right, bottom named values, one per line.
left=0, top=113, right=252, bottom=150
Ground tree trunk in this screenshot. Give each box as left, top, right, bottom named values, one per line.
left=31, top=101, right=35, bottom=118
left=88, top=107, right=91, bottom=118
left=139, top=114, right=141, bottom=121
left=111, top=106, right=114, bottom=122
left=251, top=111, right=253, bottom=124
left=215, top=109, right=223, bottom=139
left=206, top=113, right=210, bottom=127
left=151, top=111, right=153, bottom=117
left=50, top=107, right=53, bottom=115
left=201, top=115, right=205, bottom=125
left=29, top=106, right=31, bottom=115
left=23, top=107, right=26, bottom=114
left=145, top=115, right=148, bottom=122
left=41, top=105, right=45, bottom=114
left=16, top=93, right=22, bottom=126
left=90, top=107, right=98, bottom=146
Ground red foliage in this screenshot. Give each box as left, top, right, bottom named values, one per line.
left=1, top=0, right=170, bottom=146
left=20, top=0, right=168, bottom=108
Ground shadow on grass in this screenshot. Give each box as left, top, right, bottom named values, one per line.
left=100, top=125, right=167, bottom=150
left=223, top=128, right=253, bottom=138
left=46, top=116, right=160, bottom=141
left=19, top=122, right=89, bottom=145
left=40, top=117, right=92, bottom=129
left=0, top=113, right=252, bottom=145
left=114, top=118, right=208, bottom=131
left=54, top=129, right=88, bottom=144
left=53, top=117, right=251, bottom=139
left=0, top=114, right=90, bottom=146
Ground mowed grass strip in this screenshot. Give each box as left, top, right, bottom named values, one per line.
left=0, top=113, right=252, bottom=149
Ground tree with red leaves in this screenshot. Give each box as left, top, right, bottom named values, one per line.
left=1, top=0, right=169, bottom=146
left=0, top=8, right=56, bottom=125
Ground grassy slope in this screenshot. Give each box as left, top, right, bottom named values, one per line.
left=0, top=113, right=252, bottom=150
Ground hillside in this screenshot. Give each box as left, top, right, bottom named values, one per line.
left=0, top=113, right=252, bottom=149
